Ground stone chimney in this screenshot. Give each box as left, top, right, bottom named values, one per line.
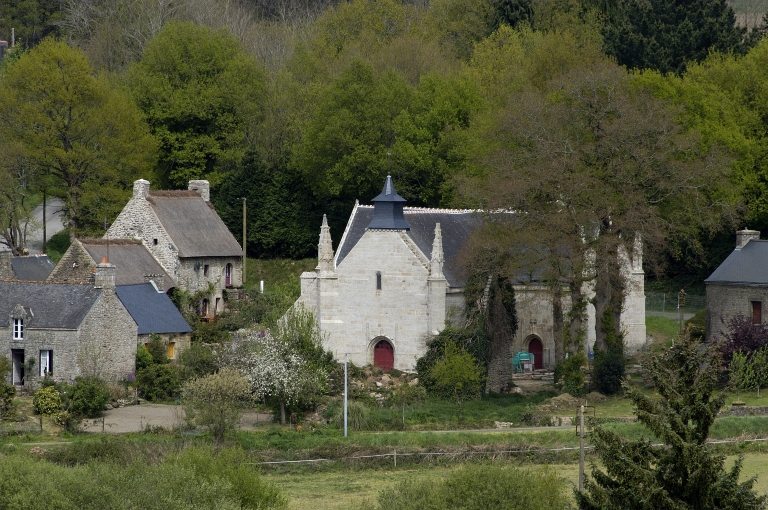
left=736, top=229, right=760, bottom=249
left=0, top=251, right=13, bottom=279
left=188, top=180, right=210, bottom=202
left=144, top=273, right=165, bottom=292
left=133, top=179, right=150, bottom=199
left=94, top=256, right=116, bottom=294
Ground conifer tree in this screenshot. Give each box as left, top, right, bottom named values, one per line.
left=578, top=332, right=767, bottom=509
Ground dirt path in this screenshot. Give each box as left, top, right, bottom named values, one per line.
left=80, top=404, right=273, bottom=434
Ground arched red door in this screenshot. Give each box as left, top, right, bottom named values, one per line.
left=373, top=340, right=394, bottom=371
left=528, top=337, right=543, bottom=370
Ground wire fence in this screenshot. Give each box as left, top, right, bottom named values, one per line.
left=247, top=436, right=768, bottom=468
left=646, top=292, right=705, bottom=314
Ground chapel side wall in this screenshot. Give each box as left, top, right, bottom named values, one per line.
left=706, top=284, right=768, bottom=342
left=445, top=289, right=465, bottom=328
left=78, top=293, right=138, bottom=382
left=324, top=231, right=431, bottom=371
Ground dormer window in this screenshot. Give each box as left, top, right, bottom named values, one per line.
left=376, top=272, right=382, bottom=291
left=13, top=318, right=23, bottom=340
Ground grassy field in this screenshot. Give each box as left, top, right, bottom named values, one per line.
left=265, top=454, right=768, bottom=509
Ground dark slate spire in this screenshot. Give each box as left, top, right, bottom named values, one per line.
left=367, top=175, right=410, bottom=230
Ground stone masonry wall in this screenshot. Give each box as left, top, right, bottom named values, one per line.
left=706, top=283, right=768, bottom=342
left=3, top=328, right=80, bottom=387
left=177, top=256, right=242, bottom=314
left=138, top=332, right=191, bottom=361
left=512, top=285, right=559, bottom=370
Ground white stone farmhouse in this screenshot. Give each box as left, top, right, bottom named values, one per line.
left=294, top=176, right=646, bottom=372
left=107, top=179, right=243, bottom=317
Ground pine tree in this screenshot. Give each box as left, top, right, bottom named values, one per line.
left=578, top=331, right=767, bottom=509
left=601, top=0, right=750, bottom=75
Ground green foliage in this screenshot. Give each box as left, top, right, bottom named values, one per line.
left=0, top=445, right=287, bottom=509
left=136, top=364, right=183, bottom=402
left=430, top=343, right=483, bottom=420
left=600, top=0, right=751, bottom=75
left=129, top=21, right=266, bottom=188
left=375, top=463, right=570, bottom=510
left=135, top=346, right=154, bottom=371
left=33, top=386, right=62, bottom=416
left=730, top=347, right=768, bottom=399
left=183, top=368, right=253, bottom=443
left=578, top=332, right=767, bottom=509
left=388, top=383, right=428, bottom=427
left=273, top=304, right=335, bottom=374
left=44, top=230, right=71, bottom=264
left=554, top=354, right=586, bottom=397
left=0, top=356, right=14, bottom=417
left=64, top=377, right=111, bottom=418
left=416, top=327, right=487, bottom=394
left=178, top=343, right=217, bottom=379
left=145, top=335, right=169, bottom=365
left=0, top=0, right=60, bottom=49
left=332, top=400, right=371, bottom=431
left=0, top=39, right=156, bottom=236
left=686, top=309, right=707, bottom=341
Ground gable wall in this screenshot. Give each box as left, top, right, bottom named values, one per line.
left=47, top=240, right=96, bottom=284
left=706, top=283, right=768, bottom=342
left=312, top=230, right=432, bottom=370
left=178, top=256, right=243, bottom=313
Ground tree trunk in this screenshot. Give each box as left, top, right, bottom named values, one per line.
left=593, top=244, right=625, bottom=352
left=552, top=285, right=564, bottom=364
left=280, top=398, right=286, bottom=425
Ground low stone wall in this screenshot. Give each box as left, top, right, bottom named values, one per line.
left=720, top=405, right=768, bottom=417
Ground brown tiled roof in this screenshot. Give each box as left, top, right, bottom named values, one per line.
left=146, top=195, right=242, bottom=258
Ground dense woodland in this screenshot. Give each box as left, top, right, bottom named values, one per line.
left=0, top=0, right=767, bottom=291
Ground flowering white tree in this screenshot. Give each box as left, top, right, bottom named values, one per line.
left=223, top=329, right=328, bottom=425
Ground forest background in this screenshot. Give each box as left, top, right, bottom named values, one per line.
left=1, top=0, right=768, bottom=291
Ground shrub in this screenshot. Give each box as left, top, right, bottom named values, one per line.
left=179, top=343, right=217, bottom=379
left=136, top=364, right=183, bottom=401
left=66, top=377, right=111, bottom=418
left=332, top=400, right=370, bottom=431
left=136, top=346, right=153, bottom=371
left=33, top=386, right=62, bottom=415
left=554, top=354, right=586, bottom=396
left=592, top=347, right=626, bottom=396
left=145, top=335, right=169, bottom=365
left=376, top=463, right=569, bottom=510
left=686, top=309, right=706, bottom=341
left=430, top=344, right=483, bottom=421
left=0, top=356, right=15, bottom=417
left=183, top=368, right=252, bottom=442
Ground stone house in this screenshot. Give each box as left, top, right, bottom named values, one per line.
left=294, top=176, right=646, bottom=373
left=115, top=283, right=192, bottom=361
left=705, top=229, right=768, bottom=341
left=106, top=179, right=243, bottom=317
left=48, top=238, right=174, bottom=291
left=0, top=260, right=137, bottom=388
left=0, top=252, right=55, bottom=281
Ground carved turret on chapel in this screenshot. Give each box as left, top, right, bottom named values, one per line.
left=317, top=214, right=335, bottom=276
left=430, top=223, right=445, bottom=279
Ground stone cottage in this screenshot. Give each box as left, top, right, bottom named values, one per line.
left=107, top=179, right=243, bottom=317
left=0, top=252, right=55, bottom=281
left=294, top=176, right=646, bottom=373
left=0, top=260, right=137, bottom=388
left=705, top=229, right=768, bottom=341
left=115, top=283, right=192, bottom=361
left=48, top=238, right=174, bottom=291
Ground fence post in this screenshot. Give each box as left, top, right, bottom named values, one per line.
left=394, top=450, right=397, bottom=468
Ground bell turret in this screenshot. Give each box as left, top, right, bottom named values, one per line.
left=366, top=175, right=410, bottom=230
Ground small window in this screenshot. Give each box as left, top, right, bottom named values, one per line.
left=167, top=342, right=175, bottom=359
left=203, top=264, right=209, bottom=276
left=13, top=318, right=23, bottom=340
left=376, top=272, right=382, bottom=291
left=39, top=350, right=52, bottom=377
left=152, top=238, right=158, bottom=245
left=753, top=301, right=763, bottom=325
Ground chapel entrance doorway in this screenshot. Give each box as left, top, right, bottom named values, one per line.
left=373, top=339, right=394, bottom=371
left=527, top=337, right=543, bottom=370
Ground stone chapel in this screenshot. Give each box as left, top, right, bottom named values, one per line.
left=294, top=176, right=646, bottom=372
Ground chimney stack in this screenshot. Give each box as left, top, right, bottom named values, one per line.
left=736, top=229, right=760, bottom=249
left=94, top=256, right=116, bottom=293
left=188, top=180, right=210, bottom=202
left=133, top=179, right=150, bottom=199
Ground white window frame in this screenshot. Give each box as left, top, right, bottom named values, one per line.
left=13, top=318, right=23, bottom=340
left=39, top=350, right=52, bottom=377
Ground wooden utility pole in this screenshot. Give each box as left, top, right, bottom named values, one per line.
left=579, top=404, right=585, bottom=494
left=42, top=189, right=46, bottom=254
left=242, top=198, right=247, bottom=284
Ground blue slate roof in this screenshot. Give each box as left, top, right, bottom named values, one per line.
left=0, top=281, right=101, bottom=329
left=11, top=255, right=55, bottom=281
left=705, top=239, right=768, bottom=286
left=336, top=205, right=481, bottom=287
left=115, top=283, right=192, bottom=335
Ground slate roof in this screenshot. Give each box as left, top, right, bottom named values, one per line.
left=705, top=239, right=768, bottom=286
left=80, top=240, right=174, bottom=288
left=10, top=255, right=55, bottom=281
left=0, top=281, right=101, bottom=329
left=147, top=191, right=242, bottom=258
left=335, top=204, right=481, bottom=287
left=115, top=283, right=192, bottom=335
